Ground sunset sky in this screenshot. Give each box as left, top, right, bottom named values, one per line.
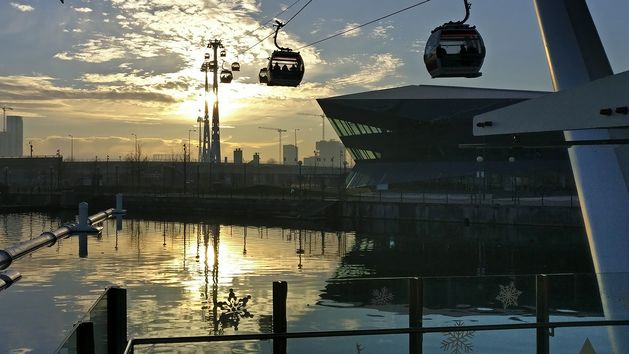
left=1, top=0, right=628, bottom=162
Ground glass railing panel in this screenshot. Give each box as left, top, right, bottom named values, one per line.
left=547, top=272, right=629, bottom=322
left=550, top=326, right=615, bottom=354
left=131, top=340, right=263, bottom=353
left=424, top=329, right=535, bottom=354
left=87, top=291, right=108, bottom=353
left=55, top=328, right=78, bottom=354
left=289, top=278, right=410, bottom=332
left=422, top=275, right=537, bottom=328
left=289, top=335, right=408, bottom=354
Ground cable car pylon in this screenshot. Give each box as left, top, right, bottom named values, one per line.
left=200, top=39, right=237, bottom=163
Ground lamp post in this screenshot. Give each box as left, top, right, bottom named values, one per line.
left=298, top=160, right=303, bottom=197
left=131, top=133, right=138, bottom=159
left=68, top=134, right=74, bottom=161
left=476, top=155, right=484, bottom=203
left=188, top=129, right=196, bottom=162
left=509, top=156, right=516, bottom=204
left=183, top=144, right=187, bottom=194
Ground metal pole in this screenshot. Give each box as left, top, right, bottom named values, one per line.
left=409, top=277, right=423, bottom=354
left=536, top=274, right=549, bottom=354
left=68, top=134, right=74, bottom=161
left=76, top=321, right=95, bottom=354
left=107, top=287, right=127, bottom=354
left=273, top=281, right=287, bottom=354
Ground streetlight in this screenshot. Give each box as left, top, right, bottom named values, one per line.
left=1, top=106, right=13, bottom=132
left=188, top=129, right=196, bottom=162
left=476, top=155, right=484, bottom=203
left=131, top=133, right=138, bottom=158
left=509, top=156, right=516, bottom=203
left=68, top=134, right=74, bottom=161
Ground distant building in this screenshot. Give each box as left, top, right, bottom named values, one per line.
left=251, top=152, right=260, bottom=165
left=233, top=148, right=243, bottom=164
left=283, top=144, right=298, bottom=165
left=0, top=116, right=23, bottom=157
left=315, top=140, right=345, bottom=168
left=303, top=156, right=319, bottom=167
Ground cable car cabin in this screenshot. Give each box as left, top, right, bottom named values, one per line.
left=259, top=68, right=269, bottom=84
left=231, top=62, right=240, bottom=72
left=220, top=70, right=233, bottom=83
left=423, top=23, right=485, bottom=78
left=267, top=50, right=304, bottom=87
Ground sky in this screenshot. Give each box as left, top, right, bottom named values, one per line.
left=1, top=0, right=629, bottom=162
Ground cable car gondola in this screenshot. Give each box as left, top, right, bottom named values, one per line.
left=423, top=0, right=485, bottom=78
left=220, top=69, right=233, bottom=83
left=259, top=68, right=269, bottom=84
left=264, top=21, right=305, bottom=87
left=231, top=62, right=241, bottom=72
left=220, top=49, right=226, bottom=57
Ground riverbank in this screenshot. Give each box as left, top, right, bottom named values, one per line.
left=0, top=191, right=583, bottom=227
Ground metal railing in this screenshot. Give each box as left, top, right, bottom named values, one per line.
left=113, top=276, right=628, bottom=354
left=0, top=194, right=125, bottom=292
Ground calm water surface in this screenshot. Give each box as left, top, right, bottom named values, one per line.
left=0, top=212, right=609, bottom=353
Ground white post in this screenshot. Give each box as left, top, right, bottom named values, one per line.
left=534, top=1, right=629, bottom=352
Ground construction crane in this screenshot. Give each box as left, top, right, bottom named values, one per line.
left=1, top=106, right=13, bottom=132
left=298, top=113, right=326, bottom=141
left=258, top=126, right=287, bottom=163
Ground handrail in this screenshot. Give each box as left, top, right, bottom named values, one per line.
left=0, top=195, right=125, bottom=271
left=124, top=319, right=629, bottom=352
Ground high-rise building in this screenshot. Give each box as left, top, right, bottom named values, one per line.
left=315, top=140, right=345, bottom=168
left=233, top=148, right=243, bottom=164
left=283, top=144, right=298, bottom=165
left=0, top=116, right=23, bottom=157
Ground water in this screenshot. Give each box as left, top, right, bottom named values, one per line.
left=0, top=212, right=612, bottom=353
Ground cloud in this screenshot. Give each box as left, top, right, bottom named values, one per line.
left=371, top=24, right=394, bottom=39
left=0, top=75, right=177, bottom=103
left=341, top=23, right=361, bottom=38
left=10, top=2, right=34, bottom=12
left=74, top=7, right=93, bottom=13
left=328, top=53, right=403, bottom=89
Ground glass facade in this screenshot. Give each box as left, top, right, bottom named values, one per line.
left=329, top=118, right=383, bottom=137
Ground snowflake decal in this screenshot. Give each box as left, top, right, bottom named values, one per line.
left=370, top=287, right=394, bottom=306
left=496, top=281, right=523, bottom=309
left=441, top=320, right=474, bottom=354
left=215, top=288, right=253, bottom=331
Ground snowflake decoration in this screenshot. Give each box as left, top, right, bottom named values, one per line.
left=441, top=320, right=474, bottom=354
left=215, top=288, right=253, bottom=331
left=496, top=281, right=523, bottom=309
left=370, top=287, right=394, bottom=306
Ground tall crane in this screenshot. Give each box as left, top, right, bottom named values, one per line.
left=298, top=113, right=326, bottom=141
left=258, top=126, right=287, bottom=163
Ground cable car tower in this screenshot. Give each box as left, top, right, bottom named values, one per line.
left=200, top=39, right=238, bottom=163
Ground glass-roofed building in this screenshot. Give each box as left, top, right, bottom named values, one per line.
left=317, top=85, right=573, bottom=193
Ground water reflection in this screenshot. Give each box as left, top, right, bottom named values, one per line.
left=0, top=213, right=599, bottom=353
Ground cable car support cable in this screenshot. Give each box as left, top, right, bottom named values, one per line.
left=242, top=0, right=314, bottom=54
left=296, top=0, right=433, bottom=50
